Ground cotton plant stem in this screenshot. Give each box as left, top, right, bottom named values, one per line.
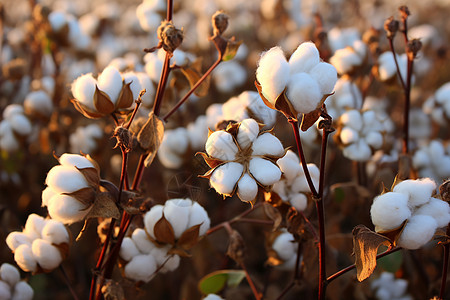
left=439, top=224, right=450, bottom=300
left=60, top=265, right=80, bottom=300
left=275, top=242, right=304, bottom=300
left=387, top=39, right=406, bottom=90
left=241, top=262, right=262, bottom=300
left=162, top=55, right=223, bottom=122
left=402, top=58, right=413, bottom=155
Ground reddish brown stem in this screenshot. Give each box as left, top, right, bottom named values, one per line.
left=439, top=224, right=450, bottom=300
left=241, top=262, right=262, bottom=300
left=60, top=265, right=80, bottom=300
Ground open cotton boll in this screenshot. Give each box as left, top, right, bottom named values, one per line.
left=164, top=199, right=192, bottom=239
left=41, top=220, right=69, bottom=245
left=6, top=232, right=32, bottom=251
left=0, top=280, right=11, bottom=299
left=340, top=127, right=359, bottom=145
left=397, top=215, right=438, bottom=249
left=123, top=72, right=143, bottom=101
left=14, top=244, right=37, bottom=273
left=156, top=251, right=180, bottom=273
left=292, top=164, right=319, bottom=192
left=210, top=162, right=244, bottom=195
left=276, top=150, right=301, bottom=181
left=272, top=231, right=297, bottom=261
left=45, top=165, right=89, bottom=193
left=309, top=62, right=337, bottom=95
left=393, top=178, right=436, bottom=208
left=12, top=281, right=34, bottom=300
left=340, top=110, right=363, bottom=131
left=71, top=73, right=97, bottom=110
left=256, top=46, right=290, bottom=103
left=136, top=72, right=155, bottom=107
left=124, top=254, right=157, bottom=282
left=237, top=173, right=259, bottom=202
left=97, top=66, right=123, bottom=105
left=290, top=193, right=308, bottom=211
left=120, top=237, right=140, bottom=261
left=0, top=263, right=20, bottom=287
left=206, top=131, right=238, bottom=161
left=237, top=119, right=260, bottom=149
left=187, top=116, right=208, bottom=150
left=289, top=42, right=320, bottom=74
left=131, top=229, right=155, bottom=254
left=136, top=4, right=163, bottom=32
left=249, top=158, right=281, bottom=186
left=31, top=239, right=62, bottom=270
left=24, top=214, right=46, bottom=240
left=415, top=198, right=450, bottom=228
left=9, top=114, right=32, bottom=136
left=3, top=105, right=24, bottom=119
left=144, top=53, right=164, bottom=82
left=251, top=133, right=285, bottom=157
left=213, top=61, right=247, bottom=93
left=46, top=194, right=92, bottom=224
left=371, top=192, right=411, bottom=230
left=286, top=72, right=322, bottom=114
left=161, top=128, right=189, bottom=155
left=41, top=187, right=57, bottom=208
left=144, top=205, right=164, bottom=239
left=24, top=90, right=53, bottom=117
left=330, top=48, right=362, bottom=75
left=0, top=126, right=20, bottom=152
left=59, top=153, right=95, bottom=169
left=187, top=202, right=210, bottom=236
left=365, top=131, right=383, bottom=148
left=343, top=140, right=372, bottom=161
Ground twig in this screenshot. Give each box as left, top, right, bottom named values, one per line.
left=439, top=224, right=450, bottom=300
left=60, top=265, right=80, bottom=300
left=387, top=38, right=406, bottom=90
left=241, top=260, right=262, bottom=300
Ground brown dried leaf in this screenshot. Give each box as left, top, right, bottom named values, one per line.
left=101, top=280, right=125, bottom=300
left=227, top=229, right=246, bottom=264
left=263, top=202, right=282, bottom=231
left=352, top=225, right=392, bottom=282
left=136, top=112, right=164, bottom=166
left=274, top=91, right=298, bottom=120
left=180, top=59, right=211, bottom=97
left=154, top=214, right=176, bottom=245
left=168, top=247, right=191, bottom=257
left=116, top=82, right=134, bottom=109
left=77, top=167, right=100, bottom=188
left=94, top=86, right=115, bottom=114
left=223, top=38, right=242, bottom=61
left=71, top=99, right=104, bottom=119
left=177, top=224, right=201, bottom=250
left=85, top=192, right=121, bottom=219
left=300, top=107, right=321, bottom=131
left=63, top=187, right=96, bottom=207
left=196, top=152, right=224, bottom=169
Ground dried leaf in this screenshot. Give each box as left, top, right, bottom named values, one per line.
left=352, top=225, right=392, bottom=282
left=196, top=152, right=224, bottom=169
left=168, top=247, right=191, bottom=257
left=85, top=192, right=121, bottom=219
left=227, top=229, right=246, bottom=264
left=177, top=224, right=201, bottom=250
left=94, top=86, right=115, bottom=115
left=77, top=167, right=100, bottom=188
left=180, top=59, right=211, bottom=97
left=136, top=112, right=164, bottom=167
left=300, top=107, right=321, bottom=131
left=391, top=174, right=402, bottom=190
left=63, top=187, right=96, bottom=207
left=71, top=99, right=104, bottom=119
left=222, top=38, right=242, bottom=61
left=154, top=214, right=176, bottom=245
left=263, top=202, right=281, bottom=231
left=116, top=82, right=134, bottom=109
left=101, top=280, right=125, bottom=300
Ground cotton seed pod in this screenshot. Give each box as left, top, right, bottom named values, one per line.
left=397, top=215, right=437, bottom=249
left=370, top=192, right=411, bottom=231
left=31, top=239, right=63, bottom=271
left=289, top=42, right=320, bottom=74
left=14, top=244, right=37, bottom=273
left=124, top=254, right=157, bottom=283
left=0, top=263, right=20, bottom=287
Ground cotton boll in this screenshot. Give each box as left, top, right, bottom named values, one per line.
left=272, top=231, right=297, bottom=261
left=0, top=263, right=20, bottom=286
left=340, top=110, right=363, bottom=131
left=9, top=114, right=32, bottom=136
left=290, top=193, right=308, bottom=211
left=0, top=280, right=11, bottom=300
left=157, top=147, right=184, bottom=169
left=124, top=254, right=157, bottom=282
left=237, top=119, right=260, bottom=149
left=204, top=294, right=224, bottom=300
left=164, top=199, right=191, bottom=239
left=0, top=126, right=19, bottom=152
left=45, top=165, right=89, bottom=193
left=41, top=220, right=69, bottom=245
left=214, top=61, right=247, bottom=93
left=97, top=66, right=123, bottom=105
left=365, top=131, right=383, bottom=148
left=286, top=72, right=322, bottom=114
left=276, top=150, right=301, bottom=181
left=415, top=198, right=450, bottom=228
left=6, top=232, right=32, bottom=251
left=71, top=73, right=97, bottom=110
left=14, top=244, right=37, bottom=273
left=343, top=140, right=372, bottom=161
left=187, top=116, right=208, bottom=150
left=249, top=158, right=281, bottom=186
left=131, top=228, right=155, bottom=254
left=292, top=164, right=319, bottom=192
left=48, top=11, right=67, bottom=31
left=120, top=237, right=140, bottom=261
left=397, top=215, right=437, bottom=249
left=136, top=5, right=163, bottom=32
left=3, top=105, right=24, bottom=119
left=393, top=178, right=436, bottom=208
left=210, top=162, right=244, bottom=195
left=158, top=253, right=180, bottom=273
left=59, top=153, right=95, bottom=169
left=378, top=52, right=397, bottom=81
left=206, top=131, right=238, bottom=161
left=309, top=62, right=337, bottom=95
left=370, top=192, right=411, bottom=230
left=46, top=194, right=91, bottom=224
left=144, top=205, right=164, bottom=239
left=31, top=239, right=62, bottom=270
left=412, top=149, right=430, bottom=168
left=340, top=127, right=359, bottom=145
left=123, top=72, right=143, bottom=101
left=42, top=187, right=57, bottom=208
left=24, top=90, right=53, bottom=117
left=161, top=128, right=189, bottom=155
left=136, top=72, right=155, bottom=107
left=187, top=202, right=210, bottom=236
left=251, top=133, right=285, bottom=157
left=256, top=46, right=290, bottom=103
left=237, top=173, right=259, bottom=202
left=144, top=53, right=164, bottom=82
left=24, top=214, right=46, bottom=240
left=289, top=42, right=320, bottom=74
left=12, top=281, right=34, bottom=300
left=330, top=48, right=362, bottom=75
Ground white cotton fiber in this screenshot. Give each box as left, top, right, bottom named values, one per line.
left=46, top=194, right=91, bottom=224
left=131, top=228, right=155, bottom=254
left=24, top=214, right=45, bottom=240
left=97, top=66, right=123, bottom=105
left=309, top=62, right=337, bottom=95
left=48, top=11, right=67, bottom=31
left=272, top=231, right=297, bottom=261
left=45, top=165, right=88, bottom=193
left=144, top=205, right=164, bottom=239
left=188, top=202, right=210, bottom=236
left=276, top=150, right=301, bottom=181
left=71, top=73, right=97, bottom=110
left=252, top=133, right=284, bottom=157
left=206, top=131, right=238, bottom=161
left=397, top=215, right=437, bottom=249
left=370, top=192, right=411, bottom=230
left=415, top=197, right=450, bottom=228
left=249, top=157, right=281, bottom=186
left=289, top=42, right=320, bottom=74
left=157, top=148, right=184, bottom=169
left=59, top=153, right=95, bottom=169
left=393, top=178, right=436, bottom=208
left=294, top=163, right=320, bottom=192
left=14, top=244, right=37, bottom=273
left=256, top=46, right=290, bottom=103
left=340, top=127, right=359, bottom=145
left=9, top=114, right=32, bottom=136
left=164, top=199, right=191, bottom=239
left=290, top=193, right=308, bottom=211
left=24, top=90, right=53, bottom=117
left=137, top=72, right=155, bottom=107
left=210, top=162, right=244, bottom=195
left=41, top=219, right=69, bottom=245
left=365, top=131, right=383, bottom=149
left=0, top=263, right=20, bottom=287
left=237, top=119, right=259, bottom=149
left=12, top=281, right=34, bottom=300
left=124, top=254, right=157, bottom=282
left=31, top=239, right=62, bottom=270
left=144, top=53, right=164, bottom=82
left=342, top=140, right=372, bottom=162
left=286, top=72, right=322, bottom=114
left=330, top=48, right=362, bottom=75
left=378, top=52, right=397, bottom=81
left=0, top=126, right=19, bottom=152
left=0, top=281, right=11, bottom=300
left=123, top=72, right=143, bottom=102
left=237, top=173, right=259, bottom=202
left=120, top=237, right=140, bottom=261
left=41, top=187, right=57, bottom=207
left=340, top=110, right=363, bottom=131
left=6, top=232, right=32, bottom=252
left=3, top=105, right=24, bottom=119
left=158, top=253, right=180, bottom=273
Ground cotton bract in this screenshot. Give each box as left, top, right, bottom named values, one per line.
left=0, top=263, right=34, bottom=300
left=201, top=118, right=285, bottom=202
left=6, top=214, right=69, bottom=273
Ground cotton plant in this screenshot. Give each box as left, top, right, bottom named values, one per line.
left=271, top=150, right=319, bottom=211
left=200, top=118, right=285, bottom=202
left=0, top=104, right=33, bottom=152
left=144, top=48, right=191, bottom=83
left=266, top=229, right=299, bottom=270
left=69, top=123, right=104, bottom=154
left=335, top=109, right=392, bottom=162
left=377, top=51, right=408, bottom=83
left=423, top=82, right=450, bottom=125
left=6, top=214, right=70, bottom=273
left=41, top=153, right=100, bottom=224
left=0, top=263, right=34, bottom=300
left=371, top=272, right=412, bottom=300
left=325, top=78, right=363, bottom=119
left=327, top=27, right=362, bottom=53
left=329, top=40, right=367, bottom=75
left=255, top=42, right=337, bottom=118
left=370, top=178, right=450, bottom=249
left=412, top=140, right=450, bottom=183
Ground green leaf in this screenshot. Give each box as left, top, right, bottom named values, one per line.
left=198, top=270, right=246, bottom=295
left=333, top=187, right=345, bottom=204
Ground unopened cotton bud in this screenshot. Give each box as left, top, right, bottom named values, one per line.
left=210, top=162, right=244, bottom=195
left=124, top=254, right=157, bottom=282
left=256, top=46, right=290, bottom=103
left=59, top=153, right=95, bottom=169
left=286, top=72, right=322, bottom=114
left=12, top=281, right=34, bottom=300
left=393, top=178, right=436, bottom=208
left=47, top=194, right=92, bottom=224
left=415, top=198, right=450, bottom=228
left=164, top=199, right=191, bottom=239
left=71, top=73, right=97, bottom=110
left=41, top=219, right=69, bottom=245
left=309, top=62, right=337, bottom=95
left=251, top=133, right=284, bottom=157
left=97, top=66, right=123, bottom=105
left=14, top=244, right=37, bottom=273
left=371, top=192, right=411, bottom=230
left=45, top=165, right=89, bottom=193
left=187, top=202, right=210, bottom=236
left=249, top=157, right=281, bottom=186
left=0, top=263, right=20, bottom=286
left=237, top=119, right=259, bottom=149
left=6, top=232, right=32, bottom=251
left=206, top=131, right=238, bottom=161
left=131, top=228, right=155, bottom=254
left=31, top=239, right=62, bottom=270
left=144, top=205, right=164, bottom=239
left=289, top=42, right=320, bottom=74
left=120, top=237, right=140, bottom=261
left=397, top=215, right=437, bottom=249
left=237, top=173, right=258, bottom=202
